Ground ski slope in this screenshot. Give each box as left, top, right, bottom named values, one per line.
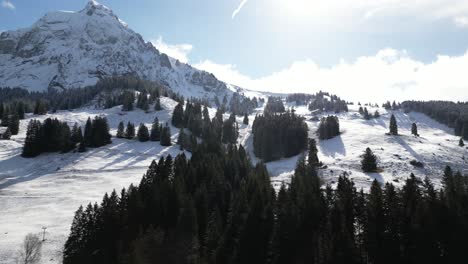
left=0, top=98, right=466, bottom=263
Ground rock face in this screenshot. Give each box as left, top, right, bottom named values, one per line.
left=0, top=0, right=233, bottom=100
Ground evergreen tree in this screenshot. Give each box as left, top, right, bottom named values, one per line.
left=389, top=114, right=398, bottom=135
left=160, top=123, right=172, bottom=146
left=22, top=120, right=42, bottom=157
left=77, top=139, right=87, bottom=153
left=83, top=117, right=92, bottom=146
left=361, top=147, right=378, bottom=172
left=137, top=123, right=150, bottom=142
left=150, top=118, right=161, bottom=141
left=317, top=115, right=340, bottom=140
left=8, top=114, right=19, bottom=135
left=116, top=121, right=125, bottom=138
left=71, top=123, right=83, bottom=145
left=411, top=123, right=419, bottom=136
left=122, top=91, right=135, bottom=111
left=2, top=128, right=11, bottom=139
left=125, top=122, right=135, bottom=139
left=459, top=138, right=465, bottom=147
left=177, top=128, right=186, bottom=150
left=308, top=138, right=320, bottom=168
left=243, top=114, right=249, bottom=125
left=172, top=102, right=185, bottom=128
left=374, top=110, right=380, bottom=118
left=154, top=97, right=162, bottom=111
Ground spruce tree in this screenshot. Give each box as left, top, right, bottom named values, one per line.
left=154, top=97, right=162, bottom=111
left=83, top=117, right=92, bottom=146
left=374, top=110, right=380, bottom=118
left=177, top=128, right=186, bottom=150
left=308, top=138, right=320, bottom=168
left=22, top=120, right=42, bottom=157
left=137, top=123, right=150, bottom=142
left=71, top=123, right=83, bottom=145
left=125, top=122, right=135, bottom=139
left=361, top=147, right=378, bottom=172
left=411, top=123, right=419, bottom=136
left=2, top=128, right=11, bottom=139
left=150, top=118, right=161, bottom=141
left=160, top=123, right=172, bottom=146
left=389, top=114, right=398, bottom=135
left=243, top=114, right=249, bottom=125
left=172, top=102, right=185, bottom=128
left=460, top=138, right=465, bottom=147
left=116, top=121, right=125, bottom=138
left=8, top=114, right=19, bottom=135
left=78, top=139, right=87, bottom=153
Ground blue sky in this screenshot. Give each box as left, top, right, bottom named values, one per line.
left=2, top=0, right=468, bottom=101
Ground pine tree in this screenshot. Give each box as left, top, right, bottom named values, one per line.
left=460, top=138, right=465, bottom=147
left=154, top=97, right=162, bottom=111
left=116, top=121, right=125, bottom=138
left=374, top=110, right=380, bottom=118
left=177, top=128, right=186, bottom=150
left=150, top=118, right=161, bottom=141
left=172, top=102, right=185, bottom=128
left=83, top=117, right=92, bottom=146
left=2, top=128, right=11, bottom=139
left=125, top=122, right=135, bottom=139
left=243, top=114, right=249, bottom=125
left=389, top=114, right=398, bottom=135
left=308, top=138, right=320, bottom=168
left=361, top=147, right=378, bottom=172
left=22, top=120, right=42, bottom=157
left=8, top=114, right=19, bottom=135
left=160, top=123, right=172, bottom=146
left=71, top=123, right=83, bottom=145
left=137, top=123, right=150, bottom=142
left=411, top=123, right=419, bottom=136
left=363, top=107, right=370, bottom=120
left=78, top=139, right=87, bottom=152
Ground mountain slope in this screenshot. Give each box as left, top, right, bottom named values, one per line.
left=0, top=1, right=233, bottom=100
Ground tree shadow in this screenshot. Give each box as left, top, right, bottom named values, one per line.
left=319, top=135, right=346, bottom=158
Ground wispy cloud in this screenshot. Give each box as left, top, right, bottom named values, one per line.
left=232, top=0, right=248, bottom=19
left=1, top=0, right=15, bottom=10
left=195, top=49, right=468, bottom=102
left=151, top=36, right=193, bottom=63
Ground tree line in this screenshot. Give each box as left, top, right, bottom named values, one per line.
left=63, top=137, right=468, bottom=264
left=401, top=100, right=468, bottom=140
left=22, top=116, right=111, bottom=157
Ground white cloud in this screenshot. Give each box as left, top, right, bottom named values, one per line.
left=454, top=16, right=468, bottom=28
left=195, top=49, right=468, bottom=102
left=232, top=0, right=248, bottom=19
left=267, top=0, right=468, bottom=30
left=151, top=37, right=193, bottom=63
left=1, top=0, right=15, bottom=10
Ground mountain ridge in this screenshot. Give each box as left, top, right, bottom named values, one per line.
left=0, top=0, right=235, bottom=101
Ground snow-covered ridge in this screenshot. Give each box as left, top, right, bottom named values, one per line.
left=0, top=1, right=232, bottom=101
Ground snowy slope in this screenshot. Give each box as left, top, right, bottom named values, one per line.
left=0, top=97, right=467, bottom=263
left=239, top=103, right=468, bottom=191
left=0, top=1, right=232, bottom=101
left=0, top=97, right=190, bottom=263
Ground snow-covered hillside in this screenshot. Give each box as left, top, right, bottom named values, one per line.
left=0, top=97, right=466, bottom=263
left=0, top=1, right=233, bottom=101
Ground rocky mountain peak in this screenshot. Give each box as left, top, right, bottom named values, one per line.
left=0, top=1, right=235, bottom=102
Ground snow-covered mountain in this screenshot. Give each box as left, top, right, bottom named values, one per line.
left=0, top=0, right=233, bottom=100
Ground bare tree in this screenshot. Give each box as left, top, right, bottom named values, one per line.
left=17, top=233, right=42, bottom=264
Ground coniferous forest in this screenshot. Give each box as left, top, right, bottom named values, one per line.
left=252, top=111, right=308, bottom=161
left=63, top=136, right=468, bottom=264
